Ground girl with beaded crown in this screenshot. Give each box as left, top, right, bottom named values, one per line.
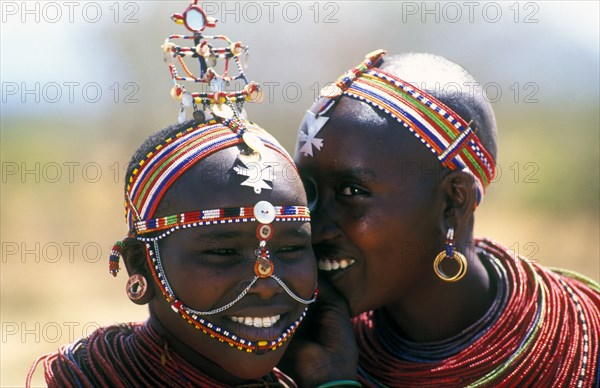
left=27, top=2, right=358, bottom=386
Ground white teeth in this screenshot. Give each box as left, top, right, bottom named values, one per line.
left=318, top=259, right=355, bottom=272
left=318, top=259, right=332, bottom=271
left=230, top=315, right=281, bottom=328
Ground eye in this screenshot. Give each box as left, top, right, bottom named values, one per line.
left=200, top=248, right=241, bottom=265
left=275, top=245, right=308, bottom=261
left=338, top=184, right=369, bottom=197
left=204, top=248, right=237, bottom=256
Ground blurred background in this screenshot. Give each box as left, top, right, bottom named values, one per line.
left=2, top=1, right=598, bottom=386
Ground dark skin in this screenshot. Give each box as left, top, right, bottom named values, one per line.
left=124, top=146, right=318, bottom=385
left=295, top=97, right=495, bottom=343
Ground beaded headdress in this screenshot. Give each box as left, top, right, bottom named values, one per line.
left=108, top=0, right=316, bottom=354
left=299, top=50, right=496, bottom=204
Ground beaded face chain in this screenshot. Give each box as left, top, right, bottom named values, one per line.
left=299, top=49, right=496, bottom=204
left=130, top=201, right=316, bottom=353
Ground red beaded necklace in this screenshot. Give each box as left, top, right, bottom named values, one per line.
left=27, top=322, right=296, bottom=387
left=353, top=239, right=600, bottom=387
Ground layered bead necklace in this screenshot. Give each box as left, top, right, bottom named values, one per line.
left=28, top=322, right=296, bottom=387
left=354, top=239, right=600, bottom=387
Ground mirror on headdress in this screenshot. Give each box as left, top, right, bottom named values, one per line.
left=183, top=6, right=207, bottom=32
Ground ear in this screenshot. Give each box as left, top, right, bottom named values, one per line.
left=121, top=237, right=156, bottom=305
left=121, top=237, right=151, bottom=277
left=441, top=171, right=477, bottom=230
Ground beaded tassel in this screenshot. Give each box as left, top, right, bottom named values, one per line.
left=109, top=240, right=124, bottom=277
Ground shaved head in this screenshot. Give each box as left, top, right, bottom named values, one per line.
left=379, top=53, right=498, bottom=163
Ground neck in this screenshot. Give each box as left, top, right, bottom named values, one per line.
left=147, top=314, right=253, bottom=386
left=384, top=237, right=495, bottom=343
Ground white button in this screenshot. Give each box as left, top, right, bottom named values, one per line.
left=254, top=201, right=276, bottom=224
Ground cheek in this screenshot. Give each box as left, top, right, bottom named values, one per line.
left=280, top=254, right=318, bottom=293
left=159, top=248, right=248, bottom=310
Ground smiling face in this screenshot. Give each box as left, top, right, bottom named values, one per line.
left=147, top=145, right=317, bottom=382
left=295, top=98, right=449, bottom=317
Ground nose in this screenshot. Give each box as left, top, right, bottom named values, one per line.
left=249, top=271, right=283, bottom=300
left=311, top=194, right=341, bottom=246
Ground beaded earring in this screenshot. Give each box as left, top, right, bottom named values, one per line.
left=108, top=240, right=124, bottom=277
left=433, top=228, right=467, bottom=282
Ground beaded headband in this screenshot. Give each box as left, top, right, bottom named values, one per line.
left=125, top=120, right=295, bottom=230
left=108, top=1, right=316, bottom=354
left=299, top=49, right=496, bottom=203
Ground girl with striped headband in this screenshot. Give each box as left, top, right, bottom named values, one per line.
left=283, top=50, right=600, bottom=386
left=26, top=1, right=357, bottom=386
left=28, top=116, right=320, bottom=387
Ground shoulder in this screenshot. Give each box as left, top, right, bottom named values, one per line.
left=28, top=323, right=142, bottom=387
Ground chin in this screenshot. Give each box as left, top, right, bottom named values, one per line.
left=339, top=286, right=376, bottom=318
left=225, top=346, right=286, bottom=380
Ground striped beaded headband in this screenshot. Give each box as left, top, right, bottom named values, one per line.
left=300, top=49, right=496, bottom=204
left=125, top=120, right=296, bottom=230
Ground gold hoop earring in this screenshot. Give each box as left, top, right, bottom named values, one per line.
left=433, top=228, right=467, bottom=282
left=126, top=274, right=153, bottom=304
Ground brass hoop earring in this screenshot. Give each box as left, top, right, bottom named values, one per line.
left=433, top=228, right=467, bottom=282
left=126, top=274, right=153, bottom=304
